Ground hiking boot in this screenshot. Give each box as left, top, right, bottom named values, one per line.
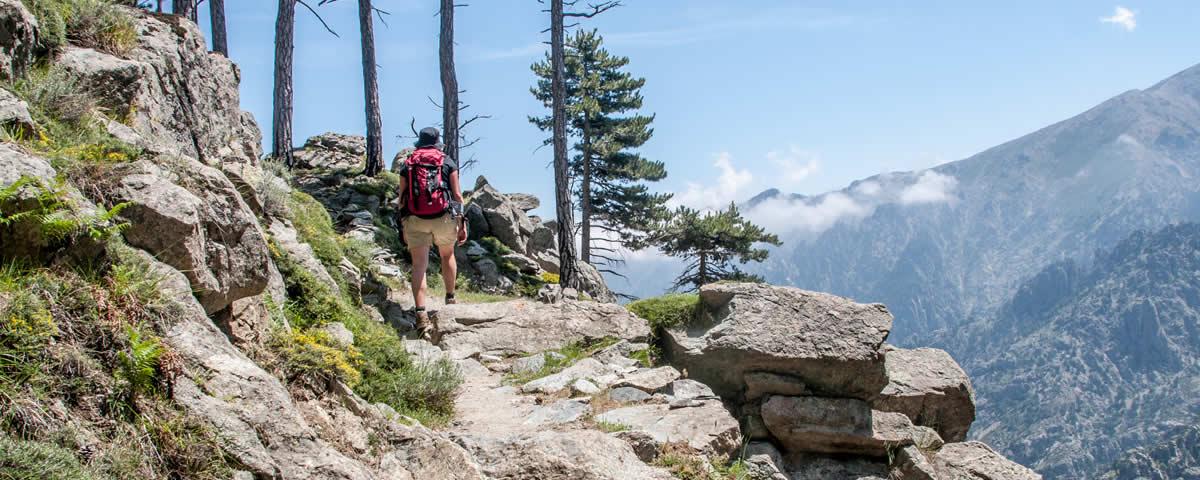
left=415, top=310, right=433, bottom=341
left=445, top=293, right=457, bottom=305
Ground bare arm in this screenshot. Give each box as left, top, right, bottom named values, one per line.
left=449, top=170, right=464, bottom=204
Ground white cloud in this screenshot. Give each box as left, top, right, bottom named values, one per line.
left=766, top=147, right=821, bottom=185
left=1101, top=6, right=1137, bottom=31
left=672, top=153, right=754, bottom=211
left=743, top=170, right=958, bottom=236
left=899, top=171, right=958, bottom=205
left=748, top=192, right=872, bottom=237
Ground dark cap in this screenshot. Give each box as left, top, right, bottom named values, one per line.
left=416, top=127, right=440, bottom=147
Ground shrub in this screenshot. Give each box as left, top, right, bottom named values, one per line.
left=627, top=293, right=700, bottom=331
left=286, top=191, right=345, bottom=270
left=540, top=272, right=560, bottom=284
left=269, top=328, right=363, bottom=388
left=0, top=435, right=96, bottom=480
left=22, top=0, right=138, bottom=56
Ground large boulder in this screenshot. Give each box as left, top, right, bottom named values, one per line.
left=930, top=442, right=1043, bottom=480
left=873, top=346, right=975, bottom=442
left=291, top=132, right=366, bottom=171
left=58, top=11, right=261, bottom=166
left=467, top=178, right=534, bottom=254
left=786, top=453, right=889, bottom=480
left=436, top=299, right=651, bottom=359
left=0, top=0, right=37, bottom=81
left=760, top=396, right=942, bottom=458
left=457, top=430, right=674, bottom=480
left=505, top=192, right=540, bottom=211
left=596, top=400, right=742, bottom=456
left=107, top=157, right=269, bottom=314
left=664, top=283, right=893, bottom=400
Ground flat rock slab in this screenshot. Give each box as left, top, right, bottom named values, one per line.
left=522, top=358, right=621, bottom=394
left=761, top=396, right=942, bottom=457
left=873, top=346, right=976, bottom=442
left=524, top=399, right=591, bottom=426
left=667, top=379, right=717, bottom=401
left=664, top=283, right=892, bottom=400
left=609, top=387, right=653, bottom=404
left=596, top=400, right=741, bottom=456
left=613, top=366, right=681, bottom=393
left=437, top=300, right=650, bottom=359
left=932, top=442, right=1043, bottom=480
left=457, top=430, right=675, bottom=480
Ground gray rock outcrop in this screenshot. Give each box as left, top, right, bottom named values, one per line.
left=875, top=346, right=975, bottom=442
left=664, top=282, right=893, bottom=400
left=596, top=400, right=741, bottom=456
left=0, top=0, right=37, bottom=81
left=106, top=157, right=270, bottom=314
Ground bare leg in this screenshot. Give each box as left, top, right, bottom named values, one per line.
left=438, top=244, right=457, bottom=299
left=409, top=244, right=431, bottom=309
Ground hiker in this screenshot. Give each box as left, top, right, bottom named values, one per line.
left=396, top=127, right=467, bottom=341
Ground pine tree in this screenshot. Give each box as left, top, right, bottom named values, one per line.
left=274, top=0, right=337, bottom=168
left=654, top=203, right=782, bottom=291
left=210, top=0, right=228, bottom=56
left=358, top=0, right=383, bottom=176
left=531, top=29, right=670, bottom=270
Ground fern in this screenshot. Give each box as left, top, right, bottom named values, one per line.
left=116, top=327, right=164, bottom=397
left=1, top=175, right=130, bottom=250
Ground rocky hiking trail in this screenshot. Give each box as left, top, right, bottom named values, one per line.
left=0, top=2, right=1043, bottom=477
left=397, top=284, right=1045, bottom=480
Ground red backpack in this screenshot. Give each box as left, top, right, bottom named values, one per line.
left=404, top=148, right=451, bottom=218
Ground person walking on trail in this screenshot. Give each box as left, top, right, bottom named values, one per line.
left=397, top=127, right=467, bottom=341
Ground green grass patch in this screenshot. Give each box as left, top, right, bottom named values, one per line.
left=3, top=66, right=142, bottom=173
left=653, top=444, right=750, bottom=480
left=594, top=420, right=629, bottom=433
left=22, top=0, right=139, bottom=56
left=627, top=293, right=700, bottom=331
left=629, top=345, right=661, bottom=368
left=0, top=250, right=232, bottom=479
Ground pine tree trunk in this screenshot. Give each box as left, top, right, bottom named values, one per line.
left=174, top=0, right=197, bottom=22
left=698, top=252, right=707, bottom=288
left=272, top=0, right=296, bottom=167
left=439, top=0, right=460, bottom=167
left=210, top=0, right=228, bottom=56
left=359, top=0, right=383, bottom=176
left=156, top=0, right=163, bottom=13
left=580, top=116, right=593, bottom=264
left=551, top=0, right=579, bottom=288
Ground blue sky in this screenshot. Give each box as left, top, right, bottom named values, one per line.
left=198, top=1, right=1198, bottom=217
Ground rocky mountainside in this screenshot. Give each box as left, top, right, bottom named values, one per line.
left=1101, top=424, right=1200, bottom=480
left=0, top=2, right=1038, bottom=479
left=754, top=61, right=1200, bottom=343
left=931, top=223, right=1200, bottom=478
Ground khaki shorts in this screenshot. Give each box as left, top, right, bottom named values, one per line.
left=402, top=214, right=457, bottom=248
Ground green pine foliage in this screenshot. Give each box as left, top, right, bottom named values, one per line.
left=531, top=29, right=672, bottom=270
left=653, top=203, right=782, bottom=291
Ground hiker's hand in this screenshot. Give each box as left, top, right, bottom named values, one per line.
left=457, top=222, right=468, bottom=246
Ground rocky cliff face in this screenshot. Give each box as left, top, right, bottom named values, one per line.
left=0, top=3, right=1037, bottom=479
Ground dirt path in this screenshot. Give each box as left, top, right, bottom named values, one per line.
left=449, top=361, right=546, bottom=437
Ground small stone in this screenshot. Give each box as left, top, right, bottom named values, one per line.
left=512, top=354, right=547, bottom=375
left=613, top=366, right=681, bottom=393
left=609, top=387, right=652, bottom=404
left=667, top=379, right=716, bottom=400
left=524, top=399, right=591, bottom=426
left=572, top=378, right=601, bottom=396
left=320, top=322, right=355, bottom=346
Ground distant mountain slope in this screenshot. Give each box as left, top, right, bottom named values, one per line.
left=1102, top=424, right=1200, bottom=480
left=938, top=223, right=1200, bottom=478
left=754, top=62, right=1200, bottom=342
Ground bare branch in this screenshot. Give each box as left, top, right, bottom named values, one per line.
left=563, top=1, right=621, bottom=18
left=298, top=0, right=339, bottom=37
